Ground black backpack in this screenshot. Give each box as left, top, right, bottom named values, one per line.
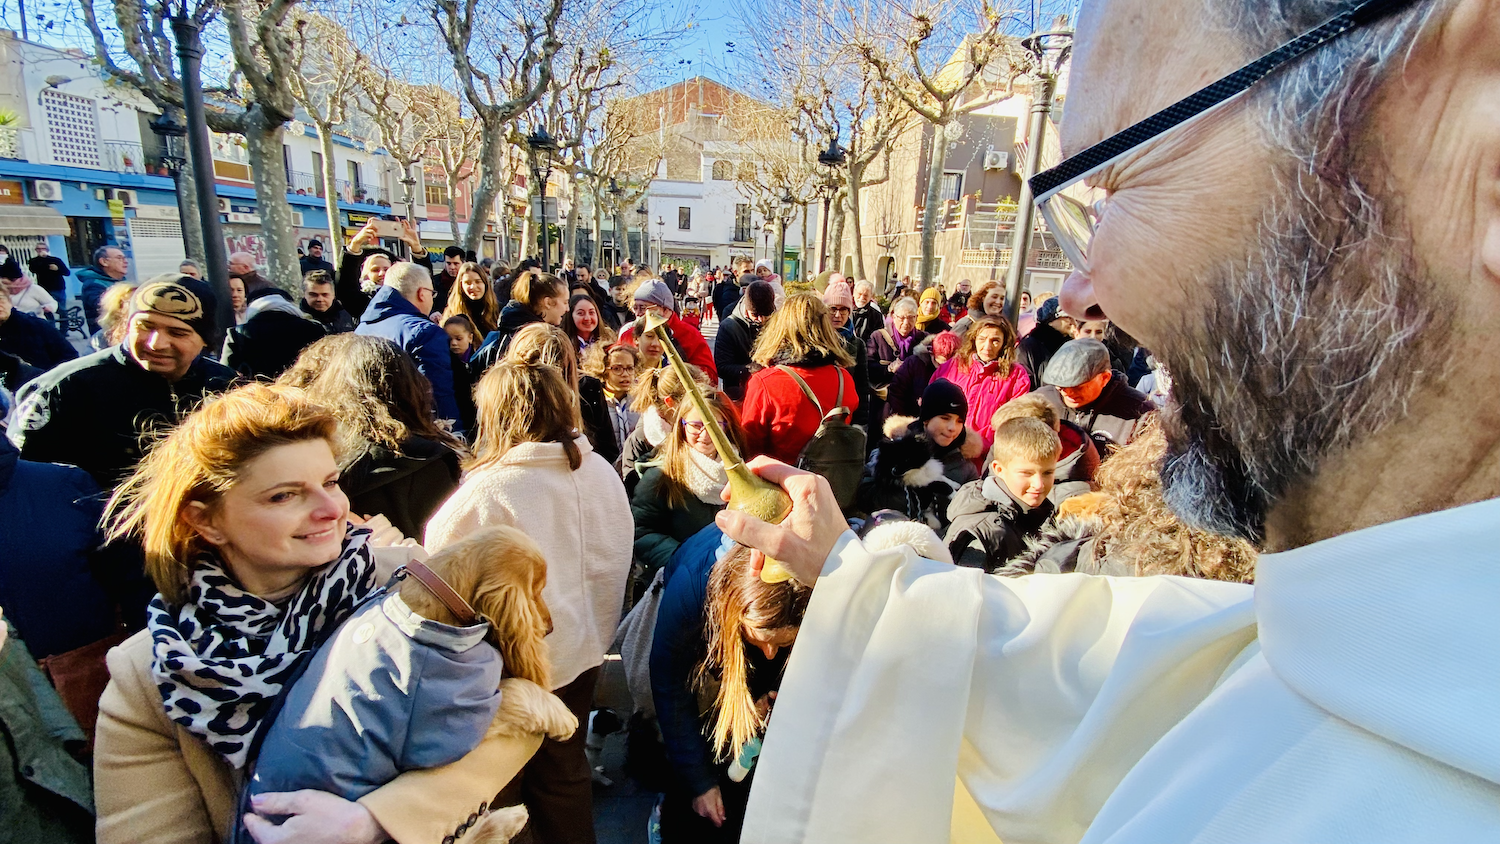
left=776, top=365, right=867, bottom=510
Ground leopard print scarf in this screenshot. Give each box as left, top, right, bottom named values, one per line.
left=146, top=526, right=378, bottom=769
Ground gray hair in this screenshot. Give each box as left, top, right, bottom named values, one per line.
left=891, top=297, right=918, bottom=317
left=228, top=251, right=256, bottom=266
left=178, top=258, right=201, bottom=273
left=853, top=280, right=875, bottom=296
left=1158, top=0, right=1455, bottom=542
left=92, top=245, right=122, bottom=266
left=384, top=261, right=431, bottom=299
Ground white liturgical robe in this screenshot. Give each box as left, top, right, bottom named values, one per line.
left=742, top=498, right=1500, bottom=843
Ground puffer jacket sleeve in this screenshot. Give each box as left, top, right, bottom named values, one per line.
left=649, top=532, right=721, bottom=799
left=409, top=323, right=462, bottom=430
left=631, top=469, right=684, bottom=576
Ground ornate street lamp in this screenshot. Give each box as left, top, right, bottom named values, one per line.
left=816, top=136, right=846, bottom=274
left=608, top=176, right=625, bottom=268
left=526, top=127, right=559, bottom=269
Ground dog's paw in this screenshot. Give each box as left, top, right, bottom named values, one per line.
left=466, top=804, right=528, bottom=843
left=491, top=678, right=579, bottom=741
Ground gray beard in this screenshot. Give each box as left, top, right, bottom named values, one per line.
left=1152, top=187, right=1447, bottom=544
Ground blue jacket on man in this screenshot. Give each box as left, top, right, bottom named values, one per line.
left=355, top=285, right=462, bottom=429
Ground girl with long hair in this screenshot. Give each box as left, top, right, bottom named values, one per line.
left=650, top=530, right=810, bottom=842
left=94, top=383, right=541, bottom=844
left=443, top=260, right=500, bottom=337
left=932, top=316, right=1032, bottom=457
left=950, top=280, right=1006, bottom=339
left=470, top=270, right=568, bottom=375
left=279, top=334, right=464, bottom=541
left=630, top=390, right=750, bottom=575
left=583, top=342, right=642, bottom=466
left=424, top=361, right=632, bottom=844
left=740, top=293, right=857, bottom=464
left=503, top=322, right=620, bottom=466
left=561, top=292, right=617, bottom=355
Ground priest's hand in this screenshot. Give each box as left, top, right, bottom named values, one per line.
left=716, top=457, right=845, bottom=585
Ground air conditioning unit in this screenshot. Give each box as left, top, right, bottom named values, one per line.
left=33, top=180, right=63, bottom=201
left=291, top=211, right=304, bottom=227
left=218, top=198, right=231, bottom=213
left=983, top=150, right=1009, bottom=171
left=114, top=189, right=138, bottom=207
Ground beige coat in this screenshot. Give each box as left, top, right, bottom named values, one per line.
left=94, top=546, right=543, bottom=844
left=425, top=435, right=633, bottom=690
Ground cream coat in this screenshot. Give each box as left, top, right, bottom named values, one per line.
left=425, top=435, right=633, bottom=689
left=94, top=547, right=543, bottom=844
left=743, top=498, right=1500, bottom=843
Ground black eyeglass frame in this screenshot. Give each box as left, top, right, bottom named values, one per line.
left=1028, top=0, right=1422, bottom=204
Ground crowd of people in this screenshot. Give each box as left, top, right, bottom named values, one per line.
left=0, top=211, right=1225, bottom=844
left=5, top=0, right=1489, bottom=841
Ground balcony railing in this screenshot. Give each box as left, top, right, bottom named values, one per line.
left=0, top=127, right=19, bottom=160
left=288, top=170, right=323, bottom=196
left=102, top=141, right=146, bottom=174
left=335, top=179, right=390, bottom=206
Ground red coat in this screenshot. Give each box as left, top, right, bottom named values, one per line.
left=741, top=363, right=859, bottom=465
left=620, top=313, right=718, bottom=383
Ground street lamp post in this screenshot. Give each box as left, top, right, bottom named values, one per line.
left=526, top=127, right=559, bottom=269
left=655, top=215, right=665, bottom=271
left=170, top=6, right=231, bottom=341
left=148, top=109, right=206, bottom=262
left=1003, top=25, right=1073, bottom=326
left=399, top=173, right=418, bottom=258
left=635, top=204, right=647, bottom=267
left=816, top=136, right=846, bottom=275
left=608, top=177, right=625, bottom=270
left=777, top=192, right=794, bottom=280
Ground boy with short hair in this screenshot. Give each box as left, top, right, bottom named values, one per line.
left=944, top=417, right=1061, bottom=571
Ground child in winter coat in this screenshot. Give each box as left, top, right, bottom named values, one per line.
left=859, top=379, right=983, bottom=531
left=944, top=417, right=1061, bottom=571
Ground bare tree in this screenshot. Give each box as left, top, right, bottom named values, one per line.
left=836, top=0, right=1031, bottom=289
left=414, top=86, right=484, bottom=246
left=351, top=65, right=439, bottom=230
left=432, top=0, right=565, bottom=253
left=287, top=9, right=363, bottom=271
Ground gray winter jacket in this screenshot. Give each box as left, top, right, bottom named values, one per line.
left=943, top=477, right=1056, bottom=572
left=239, top=586, right=502, bottom=826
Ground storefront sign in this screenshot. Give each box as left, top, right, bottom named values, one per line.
left=0, top=180, right=23, bottom=204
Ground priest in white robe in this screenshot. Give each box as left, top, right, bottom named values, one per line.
left=713, top=0, right=1500, bottom=840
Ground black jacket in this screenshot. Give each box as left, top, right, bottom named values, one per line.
left=0, top=310, right=77, bottom=371
left=335, top=249, right=433, bottom=318
left=944, top=476, right=1056, bottom=572
left=7, top=346, right=236, bottom=487
left=579, top=374, right=620, bottom=467
left=850, top=303, right=883, bottom=347
left=1031, top=372, right=1156, bottom=452
left=301, top=299, right=358, bottom=334
left=1018, top=322, right=1073, bottom=389
left=222, top=306, right=326, bottom=380
left=27, top=254, right=70, bottom=294
left=839, top=325, right=872, bottom=427
left=299, top=255, right=335, bottom=277
left=712, top=279, right=741, bottom=321
left=468, top=301, right=544, bottom=378
left=713, top=298, right=762, bottom=402
left=340, top=437, right=462, bottom=541
left=885, top=344, right=937, bottom=418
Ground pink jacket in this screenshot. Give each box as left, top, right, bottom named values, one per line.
left=931, top=356, right=1033, bottom=459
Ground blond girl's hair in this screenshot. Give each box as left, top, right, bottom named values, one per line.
left=471, top=361, right=583, bottom=472
left=750, top=293, right=854, bottom=368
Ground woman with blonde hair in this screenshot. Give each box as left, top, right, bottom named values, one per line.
left=739, top=293, right=858, bottom=464
left=424, top=361, right=632, bottom=844
left=620, top=361, right=712, bottom=491
left=650, top=528, right=810, bottom=842
left=583, top=342, right=642, bottom=466
left=89, top=280, right=140, bottom=350
left=630, top=389, right=750, bottom=576
left=503, top=322, right=619, bottom=466
left=932, top=315, right=1031, bottom=457
left=443, top=260, right=499, bottom=337
left=94, top=383, right=543, bottom=844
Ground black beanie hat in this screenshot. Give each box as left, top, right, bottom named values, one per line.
left=919, top=378, right=968, bottom=422
left=129, top=274, right=218, bottom=343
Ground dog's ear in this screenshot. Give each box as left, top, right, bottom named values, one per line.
left=475, top=573, right=553, bottom=691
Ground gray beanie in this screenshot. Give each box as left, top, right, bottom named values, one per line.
left=633, top=279, right=676, bottom=312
